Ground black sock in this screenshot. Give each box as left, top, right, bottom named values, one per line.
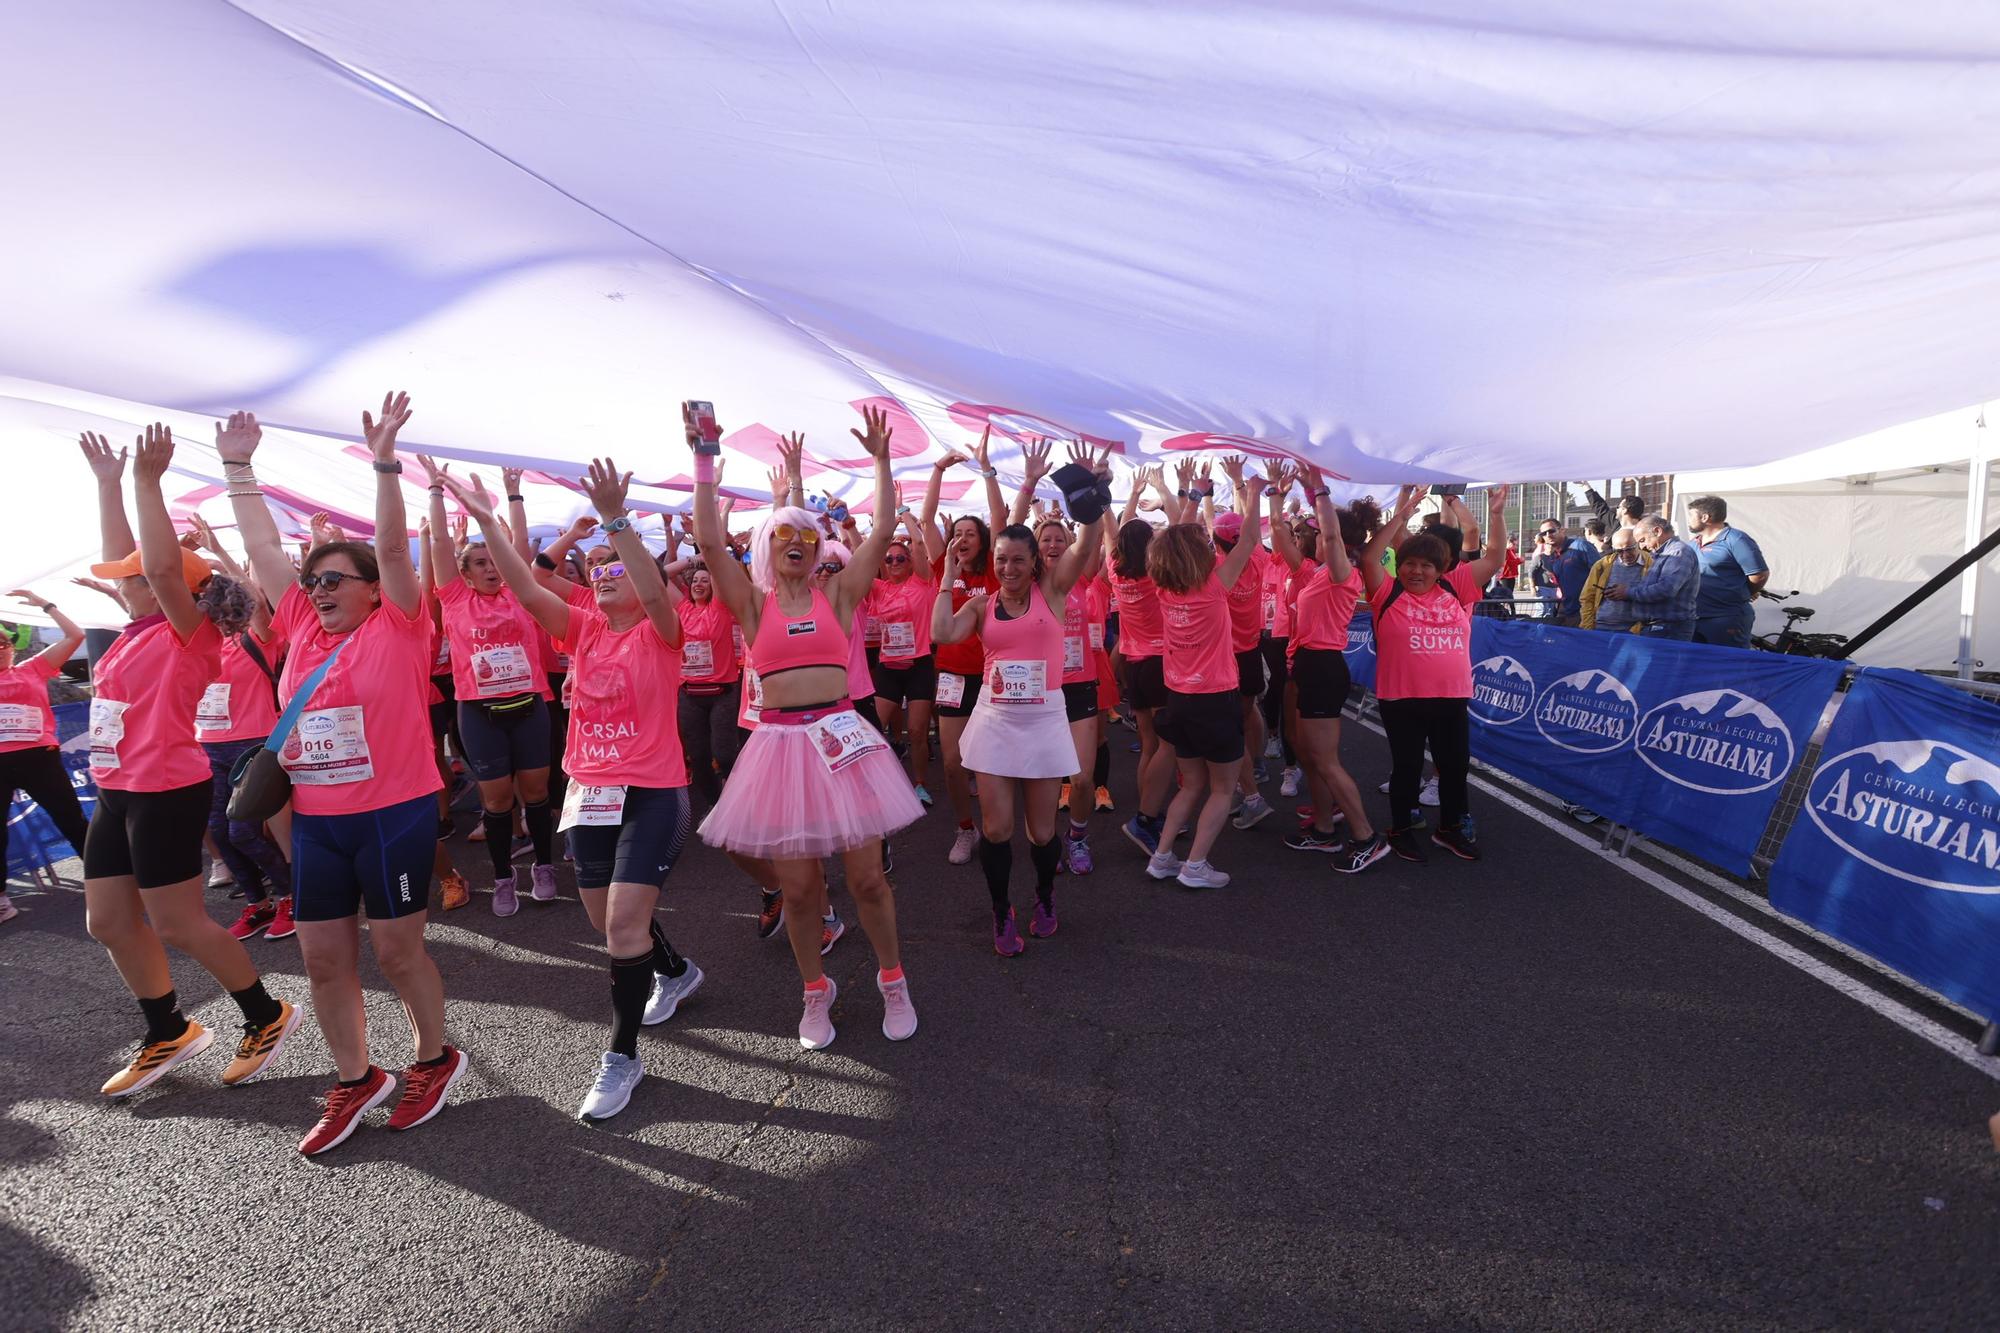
left=416, top=1048, right=453, bottom=1068
left=1028, top=838, right=1061, bottom=906
left=977, top=833, right=1013, bottom=917
left=1140, top=811, right=1163, bottom=833
left=138, top=990, right=188, bottom=1045
left=523, top=798, right=555, bottom=866
left=1093, top=741, right=1111, bottom=787
left=609, top=952, right=653, bottom=1058
left=229, top=979, right=283, bottom=1029
left=482, top=807, right=515, bottom=877
left=337, top=1071, right=375, bottom=1087
left=648, top=918, right=687, bottom=978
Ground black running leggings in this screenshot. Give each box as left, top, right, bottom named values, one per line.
left=1259, top=635, right=1294, bottom=765
left=1379, top=696, right=1470, bottom=833
left=0, top=745, right=88, bottom=865
left=677, top=683, right=743, bottom=806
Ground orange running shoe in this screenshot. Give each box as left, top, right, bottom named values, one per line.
left=439, top=870, right=470, bottom=911
left=222, top=1001, right=300, bottom=1086
left=1094, top=785, right=1114, bottom=812
left=101, top=1022, right=211, bottom=1098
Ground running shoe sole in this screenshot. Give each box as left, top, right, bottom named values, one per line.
left=103, top=1027, right=213, bottom=1099
left=223, top=1002, right=302, bottom=1087
left=579, top=1069, right=641, bottom=1123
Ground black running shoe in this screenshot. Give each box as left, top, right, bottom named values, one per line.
left=1386, top=828, right=1428, bottom=863
left=1332, top=834, right=1391, bottom=875
left=1284, top=827, right=1345, bottom=854
left=756, top=890, right=784, bottom=939
left=1430, top=824, right=1482, bottom=861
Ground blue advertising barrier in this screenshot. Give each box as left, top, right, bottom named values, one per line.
left=1769, top=669, right=2000, bottom=1020
left=1460, top=620, right=1845, bottom=874
left=1343, top=604, right=1377, bottom=692
left=5, top=702, right=97, bottom=880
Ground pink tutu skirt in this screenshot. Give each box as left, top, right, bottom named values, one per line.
left=699, top=707, right=924, bottom=860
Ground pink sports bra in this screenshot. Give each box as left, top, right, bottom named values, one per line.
left=750, top=586, right=851, bottom=677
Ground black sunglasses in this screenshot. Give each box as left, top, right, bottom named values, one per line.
left=300, top=570, right=369, bottom=592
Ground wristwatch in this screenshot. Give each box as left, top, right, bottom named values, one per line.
left=602, top=515, right=633, bottom=535
left=373, top=460, right=403, bottom=474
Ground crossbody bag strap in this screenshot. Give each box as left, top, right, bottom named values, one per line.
left=239, top=633, right=281, bottom=707
left=267, top=638, right=349, bottom=751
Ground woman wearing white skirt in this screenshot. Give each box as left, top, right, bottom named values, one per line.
left=933, top=445, right=1112, bottom=955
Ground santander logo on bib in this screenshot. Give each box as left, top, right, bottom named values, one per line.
left=1533, top=668, right=1638, bottom=754
left=1468, top=655, right=1534, bottom=726
left=1805, top=739, right=2000, bottom=894
left=1636, top=688, right=1792, bottom=795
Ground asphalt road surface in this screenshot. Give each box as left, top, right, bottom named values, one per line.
left=6, top=739, right=1998, bottom=1332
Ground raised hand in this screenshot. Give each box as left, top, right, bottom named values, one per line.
left=189, top=512, right=224, bottom=553
left=971, top=425, right=993, bottom=471
left=583, top=457, right=633, bottom=518
left=1392, top=484, right=1429, bottom=520
left=935, top=447, right=968, bottom=472
left=779, top=431, right=806, bottom=473
left=362, top=391, right=414, bottom=462
left=1487, top=482, right=1510, bottom=513
left=79, top=431, right=127, bottom=481
left=178, top=528, right=203, bottom=552
left=502, top=466, right=525, bottom=497
left=766, top=464, right=789, bottom=504
left=1301, top=463, right=1325, bottom=495
left=132, top=422, right=175, bottom=487
left=448, top=511, right=470, bottom=547
left=566, top=513, right=600, bottom=542
left=8, top=589, right=49, bottom=609
left=681, top=402, right=725, bottom=450
left=1022, top=437, right=1053, bottom=486
left=1221, top=455, right=1247, bottom=490
left=1196, top=460, right=1214, bottom=491
left=417, top=455, right=451, bottom=488
left=71, top=577, right=123, bottom=604
left=441, top=472, right=499, bottom=526
left=850, top=404, right=893, bottom=460
left=1268, top=463, right=1300, bottom=497
left=1174, top=457, right=1195, bottom=493
left=214, top=411, right=261, bottom=465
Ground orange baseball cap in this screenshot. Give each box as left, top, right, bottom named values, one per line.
left=89, top=546, right=212, bottom=592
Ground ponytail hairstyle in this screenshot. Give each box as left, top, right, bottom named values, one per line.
left=993, top=523, right=1046, bottom=584
left=1338, top=497, right=1383, bottom=565
left=1113, top=518, right=1154, bottom=580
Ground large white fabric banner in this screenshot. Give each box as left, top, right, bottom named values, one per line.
left=5, top=1, right=2000, bottom=602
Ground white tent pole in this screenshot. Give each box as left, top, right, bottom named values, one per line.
left=1958, top=404, right=1992, bottom=680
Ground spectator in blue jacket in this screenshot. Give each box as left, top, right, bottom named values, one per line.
left=1531, top=520, right=1597, bottom=626
left=1606, top=516, right=1699, bottom=639
left=1686, top=495, right=1768, bottom=649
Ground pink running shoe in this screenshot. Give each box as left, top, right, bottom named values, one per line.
left=1029, top=898, right=1057, bottom=938
left=1064, top=835, right=1093, bottom=875
left=799, top=978, right=838, bottom=1050
left=993, top=908, right=1025, bottom=957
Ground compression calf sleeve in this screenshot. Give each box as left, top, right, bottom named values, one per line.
left=977, top=834, right=1013, bottom=917
left=482, top=807, right=515, bottom=877
left=608, top=952, right=653, bottom=1058
left=523, top=797, right=555, bottom=866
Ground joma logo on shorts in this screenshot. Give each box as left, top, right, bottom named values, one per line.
left=398, top=873, right=411, bottom=903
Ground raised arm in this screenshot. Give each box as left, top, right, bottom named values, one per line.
left=129, top=424, right=203, bottom=639
left=536, top=512, right=596, bottom=596
left=1009, top=438, right=1053, bottom=527
left=779, top=431, right=809, bottom=508
left=831, top=406, right=898, bottom=616
left=919, top=442, right=967, bottom=555
left=8, top=590, right=84, bottom=666
left=1267, top=466, right=1304, bottom=572
left=929, top=546, right=986, bottom=645
left=78, top=432, right=134, bottom=564
left=899, top=497, right=933, bottom=568
left=1462, top=486, right=1510, bottom=587
left=441, top=472, right=573, bottom=640
left=502, top=466, right=534, bottom=563
left=360, top=393, right=421, bottom=615
left=688, top=404, right=760, bottom=626
left=970, top=426, right=1006, bottom=533
left=1049, top=443, right=1113, bottom=597
left=584, top=457, right=681, bottom=644
left=1304, top=466, right=1352, bottom=587
left=1363, top=485, right=1425, bottom=596
left=1443, top=494, right=1482, bottom=559
left=1216, top=458, right=1266, bottom=590
left=210, top=412, right=295, bottom=604
left=417, top=455, right=458, bottom=590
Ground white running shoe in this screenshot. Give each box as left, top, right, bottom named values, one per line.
left=1377, top=778, right=1391, bottom=794
left=1145, top=849, right=1185, bottom=880
left=1262, top=736, right=1281, bottom=760
left=643, top=963, right=704, bottom=1026
left=1176, top=859, right=1231, bottom=889
left=948, top=827, right=978, bottom=865
left=1420, top=777, right=1440, bottom=807
left=1279, top=766, right=1303, bottom=797
left=799, top=977, right=838, bottom=1050
left=578, top=1052, right=643, bottom=1123
left=879, top=975, right=918, bottom=1041
left=1231, top=795, right=1274, bottom=830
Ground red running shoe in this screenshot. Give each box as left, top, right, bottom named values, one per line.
left=386, top=1046, right=468, bottom=1131
left=263, top=897, right=297, bottom=940
left=226, top=901, right=274, bottom=940
left=299, top=1067, right=394, bottom=1156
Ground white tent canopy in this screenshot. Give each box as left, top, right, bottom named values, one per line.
left=6, top=2, right=2000, bottom=600
left=1677, top=403, right=1997, bottom=672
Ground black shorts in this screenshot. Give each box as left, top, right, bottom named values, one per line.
left=1261, top=636, right=1288, bottom=694
left=568, top=785, right=693, bottom=890
left=292, top=792, right=437, bottom=922
left=1062, top=680, right=1100, bottom=723
left=457, top=695, right=553, bottom=781
left=1292, top=648, right=1352, bottom=720
left=872, top=653, right=937, bottom=706
left=934, top=669, right=984, bottom=719
left=83, top=780, right=212, bottom=889
left=1154, top=689, right=1246, bottom=765
left=1126, top=655, right=1170, bottom=712
left=1234, top=648, right=1266, bottom=698
left=429, top=673, right=459, bottom=747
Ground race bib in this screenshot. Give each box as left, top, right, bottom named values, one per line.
left=806, top=709, right=890, bottom=774
left=280, top=705, right=374, bottom=785
left=0, top=703, right=42, bottom=744
left=1088, top=623, right=1105, bottom=651
left=682, top=639, right=715, bottom=676
left=194, top=682, right=233, bottom=733
left=559, top=783, right=627, bottom=830
left=731, top=624, right=746, bottom=660
left=935, top=672, right=966, bottom=708
left=1262, top=594, right=1277, bottom=631
left=882, top=620, right=917, bottom=658
left=432, top=635, right=452, bottom=673
left=1063, top=636, right=1085, bottom=674
left=863, top=614, right=882, bottom=645
left=88, top=698, right=130, bottom=772
left=742, top=667, right=764, bottom=725
left=469, top=642, right=535, bottom=696
left=990, top=660, right=1048, bottom=705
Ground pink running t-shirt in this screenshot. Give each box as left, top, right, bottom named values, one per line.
left=1222, top=544, right=1268, bottom=653
left=90, top=616, right=222, bottom=792
left=1059, top=584, right=1096, bottom=686
left=1263, top=556, right=1291, bottom=638
left=1110, top=570, right=1165, bottom=659
left=558, top=602, right=689, bottom=789
left=676, top=597, right=740, bottom=685
left=868, top=573, right=935, bottom=664
left=437, top=579, right=553, bottom=701
left=0, top=657, right=61, bottom=753
left=1158, top=576, right=1239, bottom=695
left=195, top=624, right=287, bottom=744
left=1288, top=565, right=1362, bottom=662
left=1369, top=565, right=1484, bottom=700
left=274, top=585, right=443, bottom=815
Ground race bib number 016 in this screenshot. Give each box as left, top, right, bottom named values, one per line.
left=935, top=672, right=966, bottom=708
left=882, top=621, right=917, bottom=658
left=194, top=682, right=233, bottom=733
left=280, top=705, right=373, bottom=785
left=470, top=642, right=535, bottom=696
left=0, top=702, right=43, bottom=744
left=806, top=709, right=890, bottom=774
left=990, top=660, right=1048, bottom=705
left=682, top=639, right=715, bottom=676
